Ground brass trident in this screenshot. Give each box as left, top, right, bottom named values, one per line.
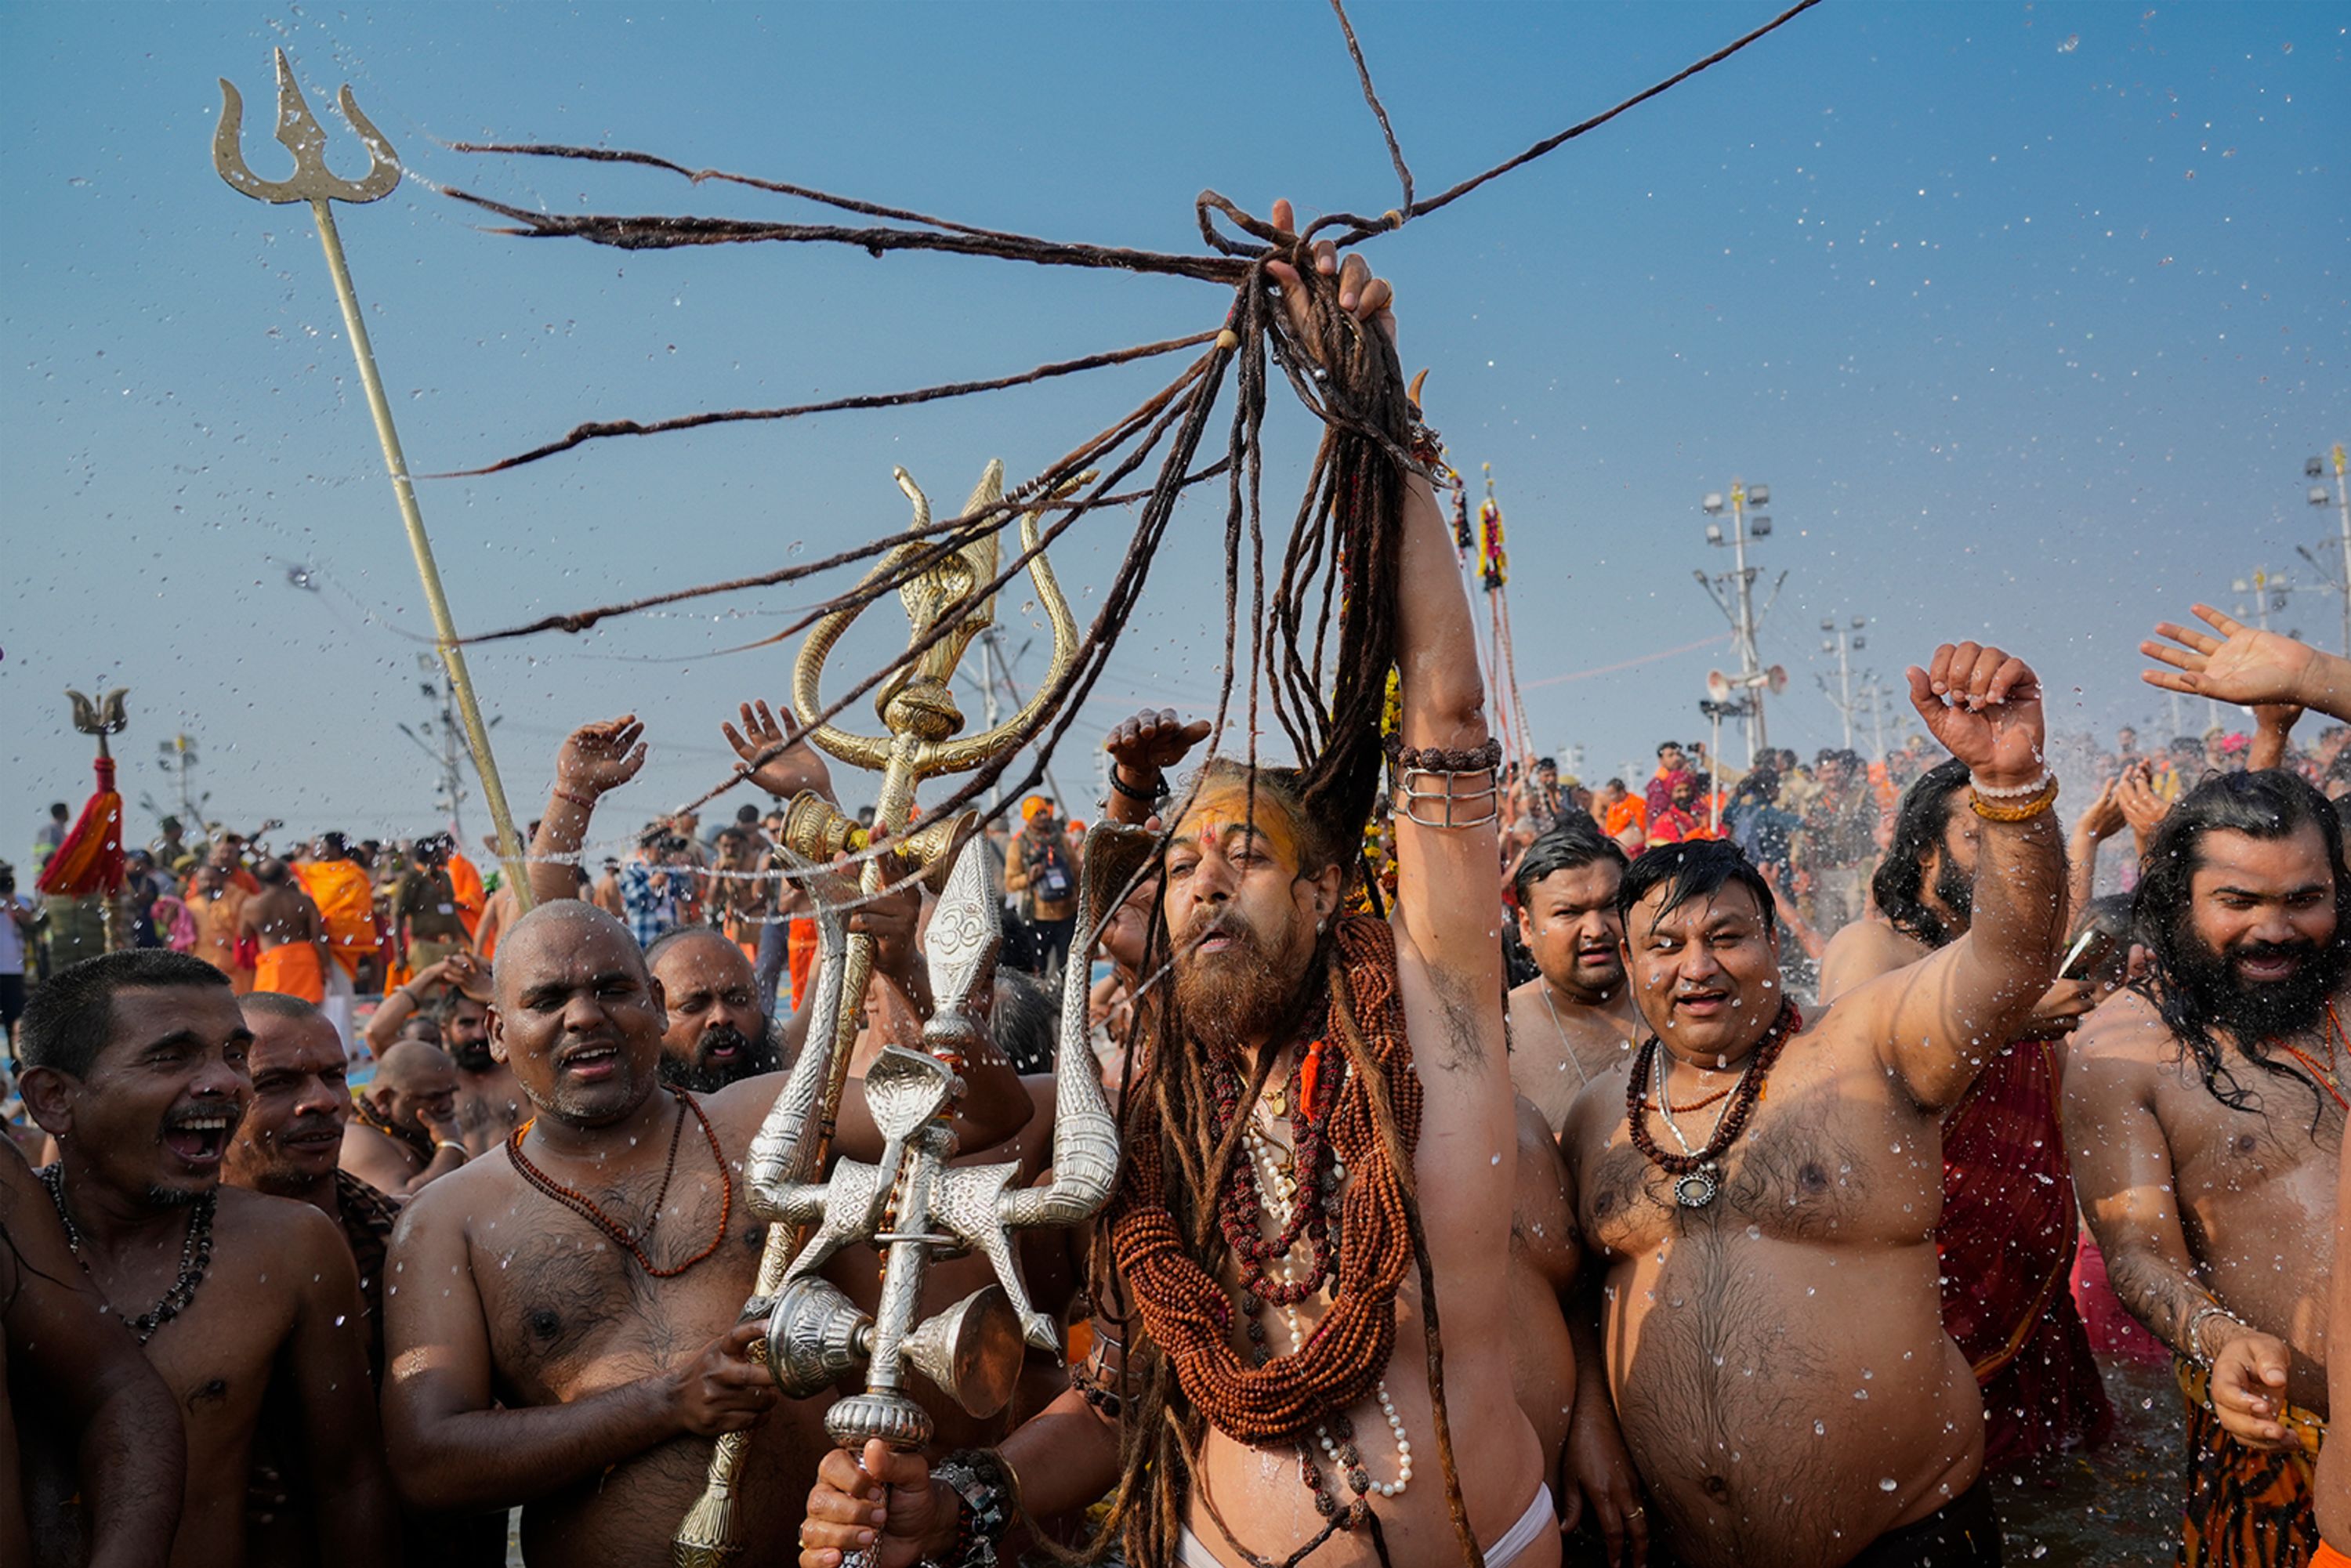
left=212, top=51, right=534, bottom=911
left=674, top=460, right=1078, bottom=1566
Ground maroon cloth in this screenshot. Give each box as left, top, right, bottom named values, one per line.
left=1937, top=1037, right=2114, bottom=1467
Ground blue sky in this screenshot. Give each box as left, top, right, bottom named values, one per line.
left=4, top=1, right=2344, bottom=859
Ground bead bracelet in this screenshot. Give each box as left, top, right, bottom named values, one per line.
left=1969, top=775, right=2059, bottom=824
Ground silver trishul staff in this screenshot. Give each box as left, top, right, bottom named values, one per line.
left=730, top=824, right=1138, bottom=1550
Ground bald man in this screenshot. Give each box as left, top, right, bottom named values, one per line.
left=343, top=1040, right=469, bottom=1198
left=382, top=902, right=830, bottom=1567
left=646, top=927, right=785, bottom=1093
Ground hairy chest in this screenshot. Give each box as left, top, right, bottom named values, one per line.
left=1578, top=1065, right=1935, bottom=1259
left=470, top=1188, right=764, bottom=1403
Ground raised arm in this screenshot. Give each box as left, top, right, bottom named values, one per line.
left=0, top=1146, right=184, bottom=1568
left=382, top=1182, right=777, bottom=1512
left=529, top=715, right=648, bottom=908
left=2145, top=606, right=2351, bottom=722
left=1849, top=643, right=2066, bottom=1109
left=281, top=1208, right=397, bottom=1567
left=2065, top=776, right=2127, bottom=929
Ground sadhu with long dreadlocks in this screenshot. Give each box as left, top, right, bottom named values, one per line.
left=794, top=205, right=1557, bottom=1568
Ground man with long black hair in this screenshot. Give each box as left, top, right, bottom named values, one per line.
left=2069, top=766, right=2351, bottom=1565
left=1818, top=757, right=2113, bottom=1473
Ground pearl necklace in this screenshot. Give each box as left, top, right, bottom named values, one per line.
left=1243, top=1114, right=1415, bottom=1498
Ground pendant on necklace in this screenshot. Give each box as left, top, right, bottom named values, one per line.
left=1674, top=1165, right=1721, bottom=1209
left=1265, top=1084, right=1288, bottom=1118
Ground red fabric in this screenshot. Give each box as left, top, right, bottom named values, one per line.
left=37, top=755, right=124, bottom=896
left=1937, top=1037, right=2114, bottom=1467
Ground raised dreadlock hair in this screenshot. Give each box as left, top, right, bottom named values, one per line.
left=1061, top=258, right=1476, bottom=1566
left=2132, top=768, right=2351, bottom=1123
left=1871, top=757, right=1972, bottom=948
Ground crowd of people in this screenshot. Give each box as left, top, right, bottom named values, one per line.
left=7, top=236, right=2351, bottom=1568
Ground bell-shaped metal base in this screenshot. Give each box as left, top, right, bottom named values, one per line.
left=825, top=1389, right=934, bottom=1451
left=763, top=1276, right=873, bottom=1399
left=903, top=1284, right=1025, bottom=1419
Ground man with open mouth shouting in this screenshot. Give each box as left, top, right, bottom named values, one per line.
left=381, top=900, right=834, bottom=1568
left=16, top=948, right=395, bottom=1568
left=1559, top=640, right=2066, bottom=1568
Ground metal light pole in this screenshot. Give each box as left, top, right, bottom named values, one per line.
left=2230, top=566, right=2297, bottom=636
left=1817, top=615, right=1868, bottom=751
left=1695, top=480, right=1781, bottom=767
left=2295, top=447, right=2351, bottom=657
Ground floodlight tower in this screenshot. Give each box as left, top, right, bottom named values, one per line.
left=1693, top=480, right=1781, bottom=766
left=1818, top=615, right=1868, bottom=751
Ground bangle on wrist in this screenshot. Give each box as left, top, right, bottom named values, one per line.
left=2186, top=1301, right=2249, bottom=1367
left=1969, top=768, right=2053, bottom=798
left=1107, top=767, right=1168, bottom=804
left=1969, top=772, right=2059, bottom=823
left=433, top=1140, right=468, bottom=1159
left=551, top=785, right=596, bottom=811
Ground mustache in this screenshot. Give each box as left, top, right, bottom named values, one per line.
left=2230, top=938, right=2320, bottom=966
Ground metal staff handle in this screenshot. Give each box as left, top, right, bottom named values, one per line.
left=675, top=461, right=1078, bottom=1566
left=212, top=51, right=533, bottom=911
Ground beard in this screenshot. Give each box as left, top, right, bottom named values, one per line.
left=447, top=1037, right=496, bottom=1074
left=658, top=1023, right=780, bottom=1094
left=2169, top=922, right=2347, bottom=1047
left=1172, top=909, right=1313, bottom=1059
left=1933, top=858, right=1974, bottom=930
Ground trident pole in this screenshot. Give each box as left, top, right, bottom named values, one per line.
left=212, top=52, right=533, bottom=911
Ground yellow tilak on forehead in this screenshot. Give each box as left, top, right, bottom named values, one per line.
left=1176, top=780, right=1302, bottom=871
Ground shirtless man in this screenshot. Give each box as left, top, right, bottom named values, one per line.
left=1507, top=817, right=1640, bottom=1135
left=382, top=902, right=832, bottom=1567
left=367, top=952, right=522, bottom=1155
left=797, top=209, right=1557, bottom=1568
left=2064, top=607, right=2351, bottom=1563
left=241, top=856, right=330, bottom=1005
left=344, top=1038, right=472, bottom=1197
left=16, top=949, right=395, bottom=1568
left=1560, top=640, right=2063, bottom=1567
left=2, top=1141, right=186, bottom=1568
left=1817, top=757, right=2112, bottom=1469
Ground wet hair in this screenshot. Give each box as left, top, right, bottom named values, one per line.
left=992, top=969, right=1058, bottom=1075
left=1615, top=837, right=1777, bottom=940
left=1872, top=758, right=1972, bottom=948
left=1655, top=740, right=1682, bottom=757
left=317, top=831, right=349, bottom=858
left=429, top=984, right=489, bottom=1027
left=1512, top=815, right=1628, bottom=907
left=2134, top=768, right=2351, bottom=1117
left=20, top=949, right=231, bottom=1079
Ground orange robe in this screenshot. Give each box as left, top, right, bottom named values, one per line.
left=295, top=858, right=380, bottom=980
left=447, top=852, right=487, bottom=941
left=254, top=941, right=326, bottom=1003
left=190, top=885, right=255, bottom=994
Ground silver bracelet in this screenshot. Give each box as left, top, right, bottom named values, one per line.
left=2186, top=1301, right=2248, bottom=1367
left=1969, top=768, right=2053, bottom=799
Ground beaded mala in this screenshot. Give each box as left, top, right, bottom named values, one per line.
left=42, top=1163, right=216, bottom=1345
left=505, top=1087, right=734, bottom=1278
left=1625, top=1000, right=1802, bottom=1210
left=1108, top=918, right=1422, bottom=1447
